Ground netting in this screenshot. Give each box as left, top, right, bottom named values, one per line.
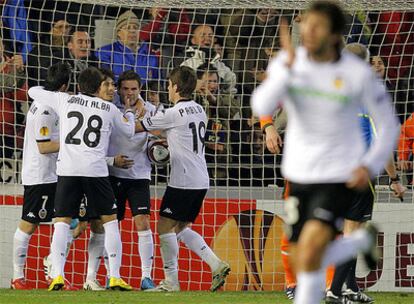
left=0, top=0, right=414, bottom=291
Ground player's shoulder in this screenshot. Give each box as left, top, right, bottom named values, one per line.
left=340, top=51, right=371, bottom=75
left=30, top=101, right=57, bottom=117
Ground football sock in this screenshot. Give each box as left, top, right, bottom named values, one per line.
left=159, top=232, right=179, bottom=284
left=294, top=270, right=325, bottom=304
left=103, top=220, right=122, bottom=279
left=138, top=229, right=154, bottom=279
left=86, top=232, right=105, bottom=281
left=13, top=228, right=32, bottom=280
left=177, top=228, right=221, bottom=272
left=50, top=222, right=70, bottom=278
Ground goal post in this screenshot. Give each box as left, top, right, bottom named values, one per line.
left=0, top=0, right=414, bottom=291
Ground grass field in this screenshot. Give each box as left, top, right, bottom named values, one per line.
left=0, top=290, right=413, bottom=304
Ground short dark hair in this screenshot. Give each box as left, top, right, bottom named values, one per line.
left=117, top=70, right=142, bottom=89
left=69, top=27, right=89, bottom=42
left=44, top=62, right=72, bottom=91
left=78, top=67, right=104, bottom=95
left=196, top=63, right=219, bottom=80
left=308, top=1, right=346, bottom=35
left=99, top=68, right=115, bottom=81
left=169, top=66, right=197, bottom=98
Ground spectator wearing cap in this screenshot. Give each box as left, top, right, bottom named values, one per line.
left=96, top=10, right=159, bottom=82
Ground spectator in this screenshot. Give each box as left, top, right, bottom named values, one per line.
left=180, top=24, right=237, bottom=94
left=195, top=64, right=240, bottom=185
left=0, top=37, right=27, bottom=158
left=140, top=8, right=191, bottom=81
left=140, top=8, right=190, bottom=49
left=27, top=18, right=71, bottom=87
left=62, top=28, right=98, bottom=92
left=96, top=10, right=159, bottom=83
left=220, top=9, right=279, bottom=94
left=143, top=80, right=164, bottom=114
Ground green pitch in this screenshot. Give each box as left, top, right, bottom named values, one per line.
left=1, top=290, right=413, bottom=304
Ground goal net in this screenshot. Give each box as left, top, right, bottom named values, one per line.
left=0, top=0, right=413, bottom=291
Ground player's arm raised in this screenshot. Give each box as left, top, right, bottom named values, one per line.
left=251, top=18, right=293, bottom=118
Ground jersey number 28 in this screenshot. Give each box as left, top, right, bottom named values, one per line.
left=65, top=111, right=103, bottom=148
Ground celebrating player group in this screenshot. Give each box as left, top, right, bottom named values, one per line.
left=11, top=64, right=229, bottom=292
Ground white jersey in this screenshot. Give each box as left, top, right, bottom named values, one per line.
left=251, top=47, right=399, bottom=184
left=27, top=86, right=135, bottom=177
left=21, top=102, right=59, bottom=185
left=141, top=100, right=209, bottom=189
left=108, top=100, right=156, bottom=180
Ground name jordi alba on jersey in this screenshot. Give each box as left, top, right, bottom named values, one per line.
left=27, top=87, right=136, bottom=178
left=142, top=101, right=209, bottom=189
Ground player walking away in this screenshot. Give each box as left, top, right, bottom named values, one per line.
left=11, top=63, right=71, bottom=290
left=325, top=43, right=406, bottom=304
left=107, top=70, right=157, bottom=290
left=136, top=66, right=230, bottom=292
left=251, top=2, right=399, bottom=304
left=28, top=67, right=137, bottom=291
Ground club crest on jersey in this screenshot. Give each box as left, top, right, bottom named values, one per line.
left=334, top=77, right=343, bottom=89
left=79, top=203, right=87, bottom=218
left=38, top=208, right=47, bottom=220
left=39, top=126, right=49, bottom=136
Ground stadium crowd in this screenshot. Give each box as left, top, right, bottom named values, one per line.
left=0, top=1, right=413, bottom=187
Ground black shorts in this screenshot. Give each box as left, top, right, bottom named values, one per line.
left=77, top=194, right=100, bottom=222
left=345, top=182, right=375, bottom=222
left=109, top=176, right=151, bottom=220
left=54, top=176, right=117, bottom=218
left=286, top=182, right=358, bottom=242
left=22, top=183, right=57, bottom=223
left=159, top=186, right=207, bottom=223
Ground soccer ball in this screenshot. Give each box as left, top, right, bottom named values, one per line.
left=147, top=140, right=170, bottom=166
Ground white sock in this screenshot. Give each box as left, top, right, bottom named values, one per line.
left=103, top=249, right=110, bottom=277
left=65, top=229, right=74, bottom=258
left=50, top=222, right=70, bottom=278
left=177, top=228, right=221, bottom=272
left=294, top=270, right=325, bottom=304
left=138, top=229, right=154, bottom=279
left=13, top=228, right=32, bottom=280
left=159, top=232, right=179, bottom=284
left=322, top=229, right=371, bottom=268
left=87, top=232, right=105, bottom=281
left=103, top=220, right=122, bottom=279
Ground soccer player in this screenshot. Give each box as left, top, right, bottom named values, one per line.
left=11, top=63, right=71, bottom=290
left=251, top=2, right=399, bottom=304
left=136, top=66, right=230, bottom=292
left=325, top=43, right=406, bottom=304
left=28, top=66, right=137, bottom=291
left=107, top=70, right=157, bottom=290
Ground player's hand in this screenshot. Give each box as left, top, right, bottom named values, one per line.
left=264, top=125, right=282, bottom=154
left=390, top=181, right=406, bottom=201
left=113, top=155, right=134, bottom=169
left=135, top=99, right=146, bottom=119
left=399, top=160, right=412, bottom=171
left=279, top=18, right=295, bottom=68
left=346, top=166, right=370, bottom=190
